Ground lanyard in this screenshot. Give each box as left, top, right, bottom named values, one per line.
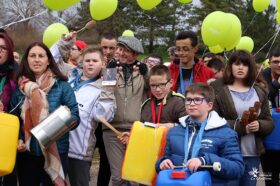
left=179, top=64, right=193, bottom=95
left=151, top=99, right=163, bottom=124
left=70, top=74, right=98, bottom=91
left=183, top=118, right=207, bottom=164
left=0, top=76, right=6, bottom=94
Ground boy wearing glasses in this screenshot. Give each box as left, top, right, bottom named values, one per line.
left=156, top=83, right=244, bottom=185
left=141, top=65, right=186, bottom=127
left=169, top=31, right=215, bottom=95
left=261, top=47, right=280, bottom=185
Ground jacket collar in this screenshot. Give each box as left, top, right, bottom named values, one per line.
left=178, top=110, right=227, bottom=131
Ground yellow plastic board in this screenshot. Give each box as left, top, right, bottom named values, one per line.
left=0, top=113, right=19, bottom=176
left=122, top=121, right=168, bottom=185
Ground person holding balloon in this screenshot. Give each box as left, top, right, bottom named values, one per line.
left=169, top=31, right=215, bottom=96
left=210, top=50, right=273, bottom=186
left=0, top=31, right=18, bottom=186
left=10, top=42, right=80, bottom=186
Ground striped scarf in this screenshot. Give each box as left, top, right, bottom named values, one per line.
left=20, top=69, right=66, bottom=186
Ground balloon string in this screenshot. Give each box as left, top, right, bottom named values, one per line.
left=254, top=29, right=279, bottom=56
left=0, top=10, right=48, bottom=29
left=243, top=13, right=257, bottom=35
left=265, top=27, right=280, bottom=58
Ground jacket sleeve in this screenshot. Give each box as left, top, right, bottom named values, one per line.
left=202, top=130, right=245, bottom=179
left=255, top=87, right=274, bottom=137
left=61, top=81, right=80, bottom=129
left=92, top=86, right=116, bottom=123
left=50, top=36, right=74, bottom=64
left=155, top=130, right=172, bottom=173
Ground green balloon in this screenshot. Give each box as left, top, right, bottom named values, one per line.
left=136, top=0, right=162, bottom=10
left=209, top=45, right=224, bottom=54
left=220, top=13, right=242, bottom=51
left=122, top=30, right=134, bottom=37
left=236, top=36, right=254, bottom=52
left=177, top=0, right=192, bottom=4
left=43, top=0, right=80, bottom=11
left=253, top=0, right=270, bottom=13
left=201, top=11, right=231, bottom=47
left=43, top=23, right=69, bottom=48
left=90, top=0, right=118, bottom=21
left=277, top=12, right=280, bottom=25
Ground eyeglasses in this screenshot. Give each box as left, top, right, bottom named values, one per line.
left=185, top=97, right=207, bottom=105
left=175, top=46, right=193, bottom=53
left=270, top=60, right=280, bottom=65
left=71, top=47, right=80, bottom=51
left=0, top=46, right=7, bottom=53
left=150, top=80, right=170, bottom=90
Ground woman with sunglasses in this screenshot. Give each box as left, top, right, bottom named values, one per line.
left=210, top=50, right=273, bottom=186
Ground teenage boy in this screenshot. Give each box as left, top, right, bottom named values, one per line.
left=141, top=65, right=186, bottom=126
left=169, top=31, right=215, bottom=95
left=68, top=47, right=116, bottom=186
left=156, top=83, right=244, bottom=185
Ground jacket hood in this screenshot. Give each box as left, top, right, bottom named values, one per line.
left=178, top=110, right=227, bottom=130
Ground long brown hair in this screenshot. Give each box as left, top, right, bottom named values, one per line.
left=16, top=42, right=67, bottom=83
left=223, top=50, right=257, bottom=87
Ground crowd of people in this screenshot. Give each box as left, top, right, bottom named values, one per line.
left=0, top=27, right=280, bottom=186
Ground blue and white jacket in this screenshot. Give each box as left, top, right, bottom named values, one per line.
left=68, top=77, right=116, bottom=162
left=156, top=111, right=245, bottom=185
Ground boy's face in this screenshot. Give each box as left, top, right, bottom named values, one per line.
left=269, top=56, right=280, bottom=76
left=211, top=67, right=224, bottom=79
left=82, top=52, right=104, bottom=79
left=149, top=74, right=173, bottom=100
left=185, top=93, right=213, bottom=122
left=175, top=38, right=197, bottom=66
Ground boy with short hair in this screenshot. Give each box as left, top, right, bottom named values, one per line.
left=156, top=83, right=244, bottom=185
left=141, top=64, right=186, bottom=126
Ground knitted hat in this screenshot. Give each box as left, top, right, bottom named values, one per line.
left=117, top=36, right=144, bottom=54
left=75, top=40, right=88, bottom=50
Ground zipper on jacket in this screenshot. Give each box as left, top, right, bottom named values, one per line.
left=187, top=124, right=196, bottom=159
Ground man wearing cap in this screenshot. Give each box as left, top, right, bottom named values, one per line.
left=50, top=32, right=87, bottom=78
left=103, top=36, right=148, bottom=186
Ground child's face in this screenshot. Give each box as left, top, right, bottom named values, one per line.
left=185, top=93, right=213, bottom=122
left=211, top=67, right=224, bottom=79
left=231, top=62, right=249, bottom=81
left=82, top=52, right=104, bottom=79
left=149, top=74, right=173, bottom=100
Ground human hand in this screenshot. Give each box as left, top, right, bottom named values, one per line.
left=18, top=76, right=30, bottom=91
left=133, top=62, right=147, bottom=75
left=118, top=132, right=130, bottom=144
left=0, top=101, right=4, bottom=112
left=64, top=31, right=77, bottom=41
left=159, top=159, right=174, bottom=170
left=17, top=139, right=27, bottom=152
left=247, top=120, right=260, bottom=132
left=186, top=158, right=202, bottom=173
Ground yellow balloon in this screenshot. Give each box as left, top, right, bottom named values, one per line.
left=219, top=13, right=242, bottom=51
left=276, top=0, right=280, bottom=10
left=43, top=0, right=80, bottom=11
left=90, top=0, right=118, bottom=21
left=43, top=23, right=69, bottom=48
left=263, top=59, right=269, bottom=68
left=136, top=0, right=162, bottom=10
left=209, top=45, right=224, bottom=54
left=177, top=0, right=192, bottom=4
left=122, top=30, right=134, bottom=37
left=253, top=0, right=270, bottom=13
left=201, top=11, right=231, bottom=47
left=236, top=36, right=254, bottom=52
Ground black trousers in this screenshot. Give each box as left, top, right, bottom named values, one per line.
left=95, top=124, right=111, bottom=186
left=261, top=150, right=280, bottom=186
left=0, top=168, right=17, bottom=186
left=68, top=158, right=91, bottom=186
left=17, top=152, right=68, bottom=186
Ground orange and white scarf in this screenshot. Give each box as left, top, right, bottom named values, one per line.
left=20, top=69, right=66, bottom=186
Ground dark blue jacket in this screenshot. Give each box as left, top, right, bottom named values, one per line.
left=10, top=79, right=80, bottom=156
left=156, top=111, right=244, bottom=185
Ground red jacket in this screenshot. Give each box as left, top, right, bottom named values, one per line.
left=169, top=59, right=215, bottom=91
